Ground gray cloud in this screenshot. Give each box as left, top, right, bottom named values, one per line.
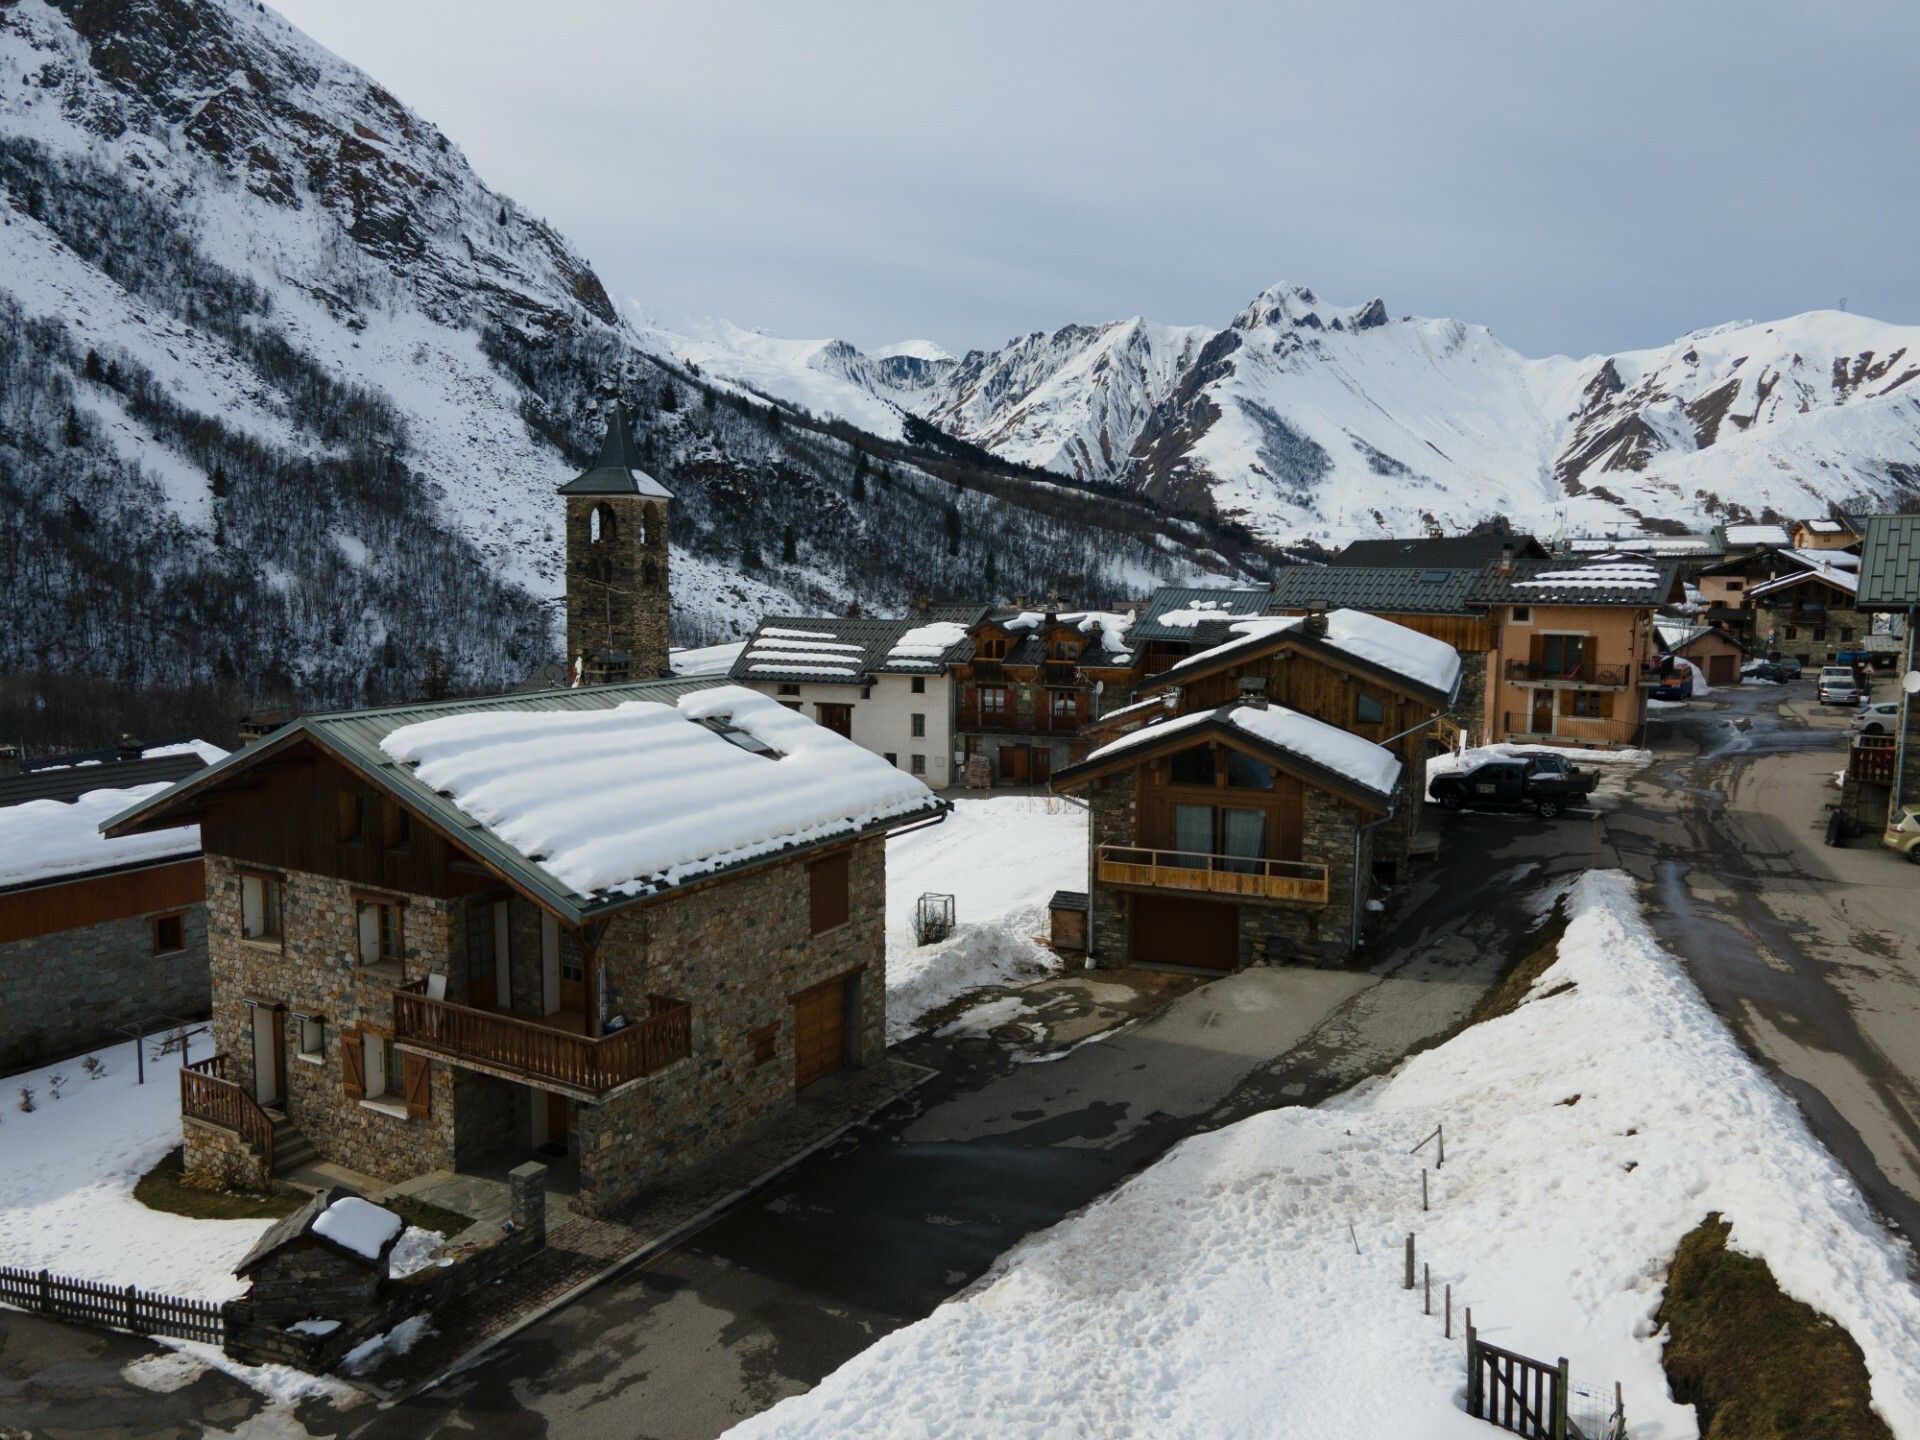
left=270, top=0, right=1919, bottom=357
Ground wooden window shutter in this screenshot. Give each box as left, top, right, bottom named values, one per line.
left=402, top=1051, right=431, bottom=1119
left=809, top=851, right=851, bottom=934
left=341, top=1030, right=365, bottom=1099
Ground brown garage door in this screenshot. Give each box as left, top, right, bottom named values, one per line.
left=1131, top=895, right=1238, bottom=971
left=792, top=976, right=848, bottom=1089
left=1706, top=654, right=1737, bottom=686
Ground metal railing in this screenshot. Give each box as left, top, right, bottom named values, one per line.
left=1502, top=711, right=1641, bottom=747
left=392, top=981, right=692, bottom=1096
left=1096, top=844, right=1330, bottom=904
left=1504, top=659, right=1634, bottom=688
left=179, top=1053, right=274, bottom=1176
left=957, top=706, right=1085, bottom=735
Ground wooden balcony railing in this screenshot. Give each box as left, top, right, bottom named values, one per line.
left=1040, top=660, right=1083, bottom=685
left=1502, top=711, right=1641, bottom=747
left=1851, top=734, right=1896, bottom=786
left=392, top=981, right=692, bottom=1097
left=180, top=1054, right=275, bottom=1175
left=1097, top=844, right=1330, bottom=904
left=957, top=706, right=1086, bottom=735
left=1504, top=658, right=1633, bottom=688
left=967, top=658, right=1008, bottom=681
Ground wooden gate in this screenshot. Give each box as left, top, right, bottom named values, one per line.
left=1467, top=1328, right=1564, bottom=1438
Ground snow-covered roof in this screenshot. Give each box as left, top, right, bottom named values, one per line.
left=312, top=1196, right=404, bottom=1261
left=556, top=407, right=672, bottom=499
left=1723, top=523, right=1791, bottom=548
left=1567, top=534, right=1719, bottom=557
left=1146, top=608, right=1462, bottom=706
left=0, top=781, right=201, bottom=891
left=1066, top=702, right=1402, bottom=807
left=1803, top=518, right=1847, bottom=534
left=1476, top=555, right=1679, bottom=608
left=729, top=609, right=984, bottom=685
left=669, top=640, right=748, bottom=677
left=1131, top=587, right=1272, bottom=643
left=999, top=609, right=1136, bottom=665
left=379, top=685, right=940, bottom=902
left=886, top=620, right=971, bottom=669
left=1749, top=558, right=1860, bottom=598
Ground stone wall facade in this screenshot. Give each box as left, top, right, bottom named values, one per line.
left=1085, top=771, right=1375, bottom=971
left=0, top=902, right=208, bottom=1072
left=573, top=836, right=888, bottom=1216
left=565, top=494, right=670, bottom=681
left=182, top=1113, right=271, bottom=1194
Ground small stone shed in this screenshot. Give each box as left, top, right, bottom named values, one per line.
left=226, top=1186, right=402, bottom=1369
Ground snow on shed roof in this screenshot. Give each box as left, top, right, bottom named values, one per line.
left=1, top=779, right=202, bottom=892
left=1146, top=609, right=1461, bottom=706
left=1723, top=523, right=1791, bottom=548
left=378, top=685, right=940, bottom=902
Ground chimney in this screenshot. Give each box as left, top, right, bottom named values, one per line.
left=1303, top=599, right=1329, bottom=638
left=1238, top=675, right=1269, bottom=710
left=845, top=600, right=862, bottom=618
left=915, top=594, right=931, bottom=614
left=1496, top=543, right=1516, bottom=580
left=1013, top=594, right=1028, bottom=610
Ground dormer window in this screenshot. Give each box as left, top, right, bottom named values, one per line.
left=978, top=636, right=1008, bottom=660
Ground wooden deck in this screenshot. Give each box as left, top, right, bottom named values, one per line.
left=1096, top=845, right=1330, bottom=905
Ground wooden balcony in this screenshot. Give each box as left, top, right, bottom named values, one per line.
left=1097, top=844, right=1330, bottom=905
left=1501, top=711, right=1641, bottom=748
left=1851, top=734, right=1895, bottom=786
left=392, top=982, right=692, bottom=1099
left=957, top=706, right=1085, bottom=735
left=1504, top=658, right=1634, bottom=689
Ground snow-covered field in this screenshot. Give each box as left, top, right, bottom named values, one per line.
left=884, top=795, right=1087, bottom=1041
left=0, top=1039, right=271, bottom=1301
left=731, top=871, right=1920, bottom=1439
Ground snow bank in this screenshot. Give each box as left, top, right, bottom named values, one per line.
left=381, top=686, right=938, bottom=899
left=730, top=872, right=1920, bottom=1440
left=0, top=1039, right=271, bottom=1301
left=0, top=781, right=200, bottom=889
left=885, top=796, right=1086, bottom=1040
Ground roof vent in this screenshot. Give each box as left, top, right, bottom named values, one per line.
left=1302, top=599, right=1329, bottom=638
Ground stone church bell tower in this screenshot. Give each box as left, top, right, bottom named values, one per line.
left=558, top=406, right=672, bottom=684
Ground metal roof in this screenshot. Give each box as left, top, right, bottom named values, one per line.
left=1472, top=555, right=1682, bottom=608
left=103, top=676, right=892, bottom=927
left=728, top=607, right=986, bottom=685
left=1129, top=586, right=1270, bottom=643
left=1330, top=534, right=1546, bottom=568
left=556, top=408, right=673, bottom=499
left=0, top=752, right=209, bottom=810
left=1265, top=565, right=1482, bottom=617
left=1856, top=514, right=1920, bottom=610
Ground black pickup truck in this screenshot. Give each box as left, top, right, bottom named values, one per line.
left=1427, top=754, right=1598, bottom=819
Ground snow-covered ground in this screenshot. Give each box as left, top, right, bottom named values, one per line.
left=731, top=871, right=1920, bottom=1440
left=0, top=1038, right=271, bottom=1301
left=884, top=795, right=1086, bottom=1041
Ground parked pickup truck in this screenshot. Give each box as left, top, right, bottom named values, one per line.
left=1428, top=754, right=1599, bottom=819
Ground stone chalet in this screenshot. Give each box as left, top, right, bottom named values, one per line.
left=104, top=681, right=943, bottom=1218
left=0, top=744, right=219, bottom=1071
left=1746, top=550, right=1866, bottom=670
left=1054, top=607, right=1462, bottom=972
left=727, top=606, right=986, bottom=789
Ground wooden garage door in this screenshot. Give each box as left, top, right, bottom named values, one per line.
left=1131, top=895, right=1238, bottom=971
left=792, top=976, right=848, bottom=1089
left=1706, top=654, right=1737, bottom=686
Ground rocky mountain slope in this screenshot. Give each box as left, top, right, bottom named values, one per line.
left=673, top=285, right=1920, bottom=546
left=0, top=0, right=1250, bottom=737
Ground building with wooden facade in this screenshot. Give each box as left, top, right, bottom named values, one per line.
left=727, top=606, right=985, bottom=788
left=1655, top=622, right=1749, bottom=688
left=1474, top=553, right=1683, bottom=749
left=104, top=681, right=943, bottom=1217
left=1747, top=551, right=1866, bottom=670
left=951, top=607, right=1139, bottom=785
left=0, top=748, right=217, bottom=1071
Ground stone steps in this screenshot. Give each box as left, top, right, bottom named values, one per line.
left=265, top=1111, right=317, bottom=1175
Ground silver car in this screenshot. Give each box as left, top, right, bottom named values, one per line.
left=1818, top=667, right=1860, bottom=706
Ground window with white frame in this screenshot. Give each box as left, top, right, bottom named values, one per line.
left=296, top=1014, right=325, bottom=1061
left=356, top=898, right=402, bottom=966
left=240, top=874, right=283, bottom=942
left=361, top=1033, right=402, bottom=1102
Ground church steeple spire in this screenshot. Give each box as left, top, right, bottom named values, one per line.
left=559, top=404, right=672, bottom=683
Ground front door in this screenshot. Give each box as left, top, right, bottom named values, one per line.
left=546, top=1092, right=570, bottom=1149
left=792, top=976, right=850, bottom=1089
left=815, top=703, right=853, bottom=738
left=1530, top=689, right=1554, bottom=735
left=466, top=899, right=508, bottom=1009
left=1030, top=746, right=1052, bottom=784
left=1000, top=744, right=1030, bottom=783
left=250, top=1002, right=284, bottom=1106
left=1132, top=895, right=1237, bottom=971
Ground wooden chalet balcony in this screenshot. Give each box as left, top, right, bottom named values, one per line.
left=393, top=981, right=692, bottom=1099
left=957, top=706, right=1085, bottom=735
left=1097, top=844, right=1329, bottom=905
left=1040, top=660, right=1084, bottom=685
left=1851, top=734, right=1896, bottom=786
left=1504, top=658, right=1634, bottom=689
left=1502, top=711, right=1641, bottom=748
left=967, top=658, right=1008, bottom=681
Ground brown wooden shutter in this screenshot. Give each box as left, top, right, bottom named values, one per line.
left=809, top=851, right=850, bottom=934
left=341, top=1030, right=365, bottom=1099
left=402, top=1051, right=430, bottom=1119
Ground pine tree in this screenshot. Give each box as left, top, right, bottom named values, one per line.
left=658, top=380, right=677, bottom=412
left=782, top=525, right=797, bottom=563
left=63, top=405, right=83, bottom=448
left=943, top=503, right=962, bottom=557
left=83, top=350, right=104, bottom=383
left=851, top=463, right=866, bottom=502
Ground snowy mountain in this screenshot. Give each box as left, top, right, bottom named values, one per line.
left=668, top=283, right=1920, bottom=546
left=0, top=0, right=1246, bottom=738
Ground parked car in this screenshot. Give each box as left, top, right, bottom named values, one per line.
left=1428, top=755, right=1598, bottom=819
left=1776, top=656, right=1804, bottom=679
left=1743, top=660, right=1790, bottom=684
left=1650, top=670, right=1694, bottom=701
left=1854, top=701, right=1902, bottom=736
left=1884, top=807, right=1920, bottom=864
left=1818, top=667, right=1861, bottom=706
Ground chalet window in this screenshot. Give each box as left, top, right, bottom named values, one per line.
left=1786, top=626, right=1799, bottom=640
left=1726, top=579, right=1744, bottom=592
left=296, top=1014, right=325, bottom=1061
left=884, top=752, right=898, bottom=767
left=1169, top=745, right=1215, bottom=786
left=1355, top=694, right=1386, bottom=727
left=356, top=898, right=402, bottom=966
left=1539, top=635, right=1586, bottom=678
left=910, top=754, right=927, bottom=775
left=911, top=677, right=926, bottom=694
left=1051, top=640, right=1078, bottom=660
left=1813, top=628, right=1826, bottom=642
left=560, top=939, right=583, bottom=988
left=749, top=1023, right=778, bottom=1066
left=1049, top=689, right=1078, bottom=718
left=978, top=636, right=1008, bottom=660
left=1171, top=803, right=1266, bottom=872
left=151, top=912, right=186, bottom=955
left=979, top=685, right=1008, bottom=716
left=1567, top=690, right=1609, bottom=719
left=336, top=791, right=363, bottom=845
left=1226, top=752, right=1273, bottom=790
left=778, top=683, right=801, bottom=696
left=465, top=906, right=495, bottom=986
left=361, top=1033, right=403, bottom=1104
left=809, top=851, right=851, bottom=935
left=381, top=800, right=412, bottom=852
left=1510, top=607, right=1531, bottom=624
left=240, top=874, right=283, bottom=943
left=911, top=712, right=927, bottom=738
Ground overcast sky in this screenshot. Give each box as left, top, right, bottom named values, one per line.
left=269, top=0, right=1917, bottom=359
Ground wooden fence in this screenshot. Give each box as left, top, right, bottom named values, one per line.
left=0, top=1266, right=223, bottom=1346
left=1465, top=1325, right=1622, bottom=1440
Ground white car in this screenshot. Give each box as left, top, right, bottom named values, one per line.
left=1854, top=701, right=1901, bottom=735
left=1817, top=668, right=1860, bottom=706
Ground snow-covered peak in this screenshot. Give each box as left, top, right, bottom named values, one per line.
left=872, top=339, right=954, bottom=363
left=1231, top=283, right=1391, bottom=336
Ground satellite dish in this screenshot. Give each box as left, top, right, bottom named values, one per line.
left=1904, top=670, right=1920, bottom=696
